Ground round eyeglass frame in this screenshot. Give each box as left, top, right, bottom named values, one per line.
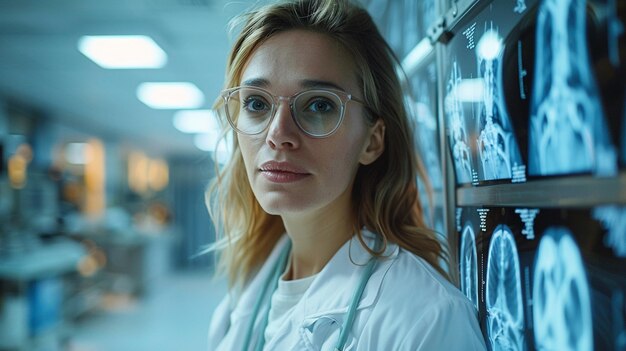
left=220, top=86, right=367, bottom=138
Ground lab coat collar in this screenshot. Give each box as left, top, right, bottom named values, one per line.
left=229, top=229, right=398, bottom=324
left=296, top=229, right=398, bottom=320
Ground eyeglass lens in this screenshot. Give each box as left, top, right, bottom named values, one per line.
left=225, top=87, right=344, bottom=136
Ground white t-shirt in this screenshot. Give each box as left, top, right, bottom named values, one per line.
left=263, top=273, right=318, bottom=349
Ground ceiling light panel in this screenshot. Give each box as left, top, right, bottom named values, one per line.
left=78, top=35, right=167, bottom=69
left=137, top=82, right=205, bottom=109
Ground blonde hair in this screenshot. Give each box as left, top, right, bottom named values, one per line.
left=208, top=0, right=449, bottom=288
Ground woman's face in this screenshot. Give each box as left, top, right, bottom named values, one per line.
left=237, top=29, right=383, bottom=218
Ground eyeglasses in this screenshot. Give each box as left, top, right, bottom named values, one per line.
left=220, top=86, right=366, bottom=138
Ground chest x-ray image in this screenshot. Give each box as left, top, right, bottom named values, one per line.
left=476, top=25, right=524, bottom=182
left=532, top=227, right=593, bottom=351
left=445, top=60, right=476, bottom=184
left=486, top=224, right=526, bottom=351
left=460, top=222, right=480, bottom=311
left=529, top=0, right=617, bottom=176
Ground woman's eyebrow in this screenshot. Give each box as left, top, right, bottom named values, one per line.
left=241, top=78, right=269, bottom=87
left=300, top=79, right=346, bottom=92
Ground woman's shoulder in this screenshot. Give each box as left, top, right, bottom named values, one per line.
left=361, top=245, right=486, bottom=350
left=377, top=245, right=473, bottom=313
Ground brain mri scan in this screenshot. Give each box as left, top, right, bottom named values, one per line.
left=460, top=223, right=479, bottom=310
left=533, top=227, right=593, bottom=351
left=486, top=225, right=526, bottom=351
left=529, top=0, right=616, bottom=176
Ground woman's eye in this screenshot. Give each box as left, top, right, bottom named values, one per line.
left=242, top=96, right=270, bottom=113
left=306, top=98, right=336, bottom=113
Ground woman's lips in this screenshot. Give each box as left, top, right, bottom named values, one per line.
left=259, top=161, right=311, bottom=183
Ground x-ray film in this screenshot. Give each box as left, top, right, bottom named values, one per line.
left=444, top=1, right=533, bottom=185
left=584, top=0, right=626, bottom=168
left=461, top=221, right=480, bottom=310
left=533, top=227, right=593, bottom=351
left=461, top=207, right=626, bottom=350
left=444, top=58, right=477, bottom=184
left=528, top=0, right=619, bottom=176
left=480, top=208, right=538, bottom=351
left=456, top=207, right=483, bottom=312
left=591, top=206, right=626, bottom=350
left=486, top=224, right=527, bottom=351
left=528, top=208, right=626, bottom=351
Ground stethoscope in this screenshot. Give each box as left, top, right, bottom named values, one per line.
left=241, top=236, right=382, bottom=351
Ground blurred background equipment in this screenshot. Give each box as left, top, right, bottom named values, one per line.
left=0, top=0, right=251, bottom=349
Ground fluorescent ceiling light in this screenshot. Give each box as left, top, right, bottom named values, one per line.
left=78, top=35, right=167, bottom=69
left=137, top=82, right=205, bottom=109
left=402, top=38, right=434, bottom=76
left=173, top=110, right=220, bottom=134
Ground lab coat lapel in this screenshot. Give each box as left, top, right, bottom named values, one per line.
left=299, top=230, right=397, bottom=319
left=230, top=235, right=290, bottom=323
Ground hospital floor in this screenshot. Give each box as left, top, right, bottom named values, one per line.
left=66, top=270, right=227, bottom=351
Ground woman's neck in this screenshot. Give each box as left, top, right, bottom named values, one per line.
left=281, top=194, right=355, bottom=280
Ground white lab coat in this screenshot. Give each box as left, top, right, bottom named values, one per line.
left=208, top=230, right=487, bottom=350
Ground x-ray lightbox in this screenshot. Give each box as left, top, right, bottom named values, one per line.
left=583, top=0, right=626, bottom=169
left=460, top=206, right=626, bottom=351
left=443, top=1, right=532, bottom=186
left=528, top=0, right=621, bottom=177
left=456, top=207, right=487, bottom=318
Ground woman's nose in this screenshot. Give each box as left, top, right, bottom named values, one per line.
left=266, top=101, right=301, bottom=150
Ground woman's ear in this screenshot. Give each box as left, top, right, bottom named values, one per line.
left=359, top=119, right=386, bottom=165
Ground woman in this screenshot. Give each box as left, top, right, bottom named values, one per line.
left=207, top=0, right=486, bottom=350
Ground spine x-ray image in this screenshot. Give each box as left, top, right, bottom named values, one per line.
left=460, top=223, right=480, bottom=311
left=476, top=25, right=524, bottom=181
left=532, top=227, right=593, bottom=351
left=445, top=60, right=475, bottom=184
left=486, top=224, right=526, bottom=351
left=529, top=0, right=617, bottom=176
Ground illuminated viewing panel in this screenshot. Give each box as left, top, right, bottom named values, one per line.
left=487, top=225, right=526, bottom=351
left=532, top=227, right=593, bottom=351
left=529, top=0, right=617, bottom=177
left=443, top=1, right=530, bottom=185
left=455, top=206, right=626, bottom=350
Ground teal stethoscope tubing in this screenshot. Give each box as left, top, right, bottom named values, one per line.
left=241, top=236, right=382, bottom=351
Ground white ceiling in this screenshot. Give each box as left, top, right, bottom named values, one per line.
left=0, top=0, right=256, bottom=157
